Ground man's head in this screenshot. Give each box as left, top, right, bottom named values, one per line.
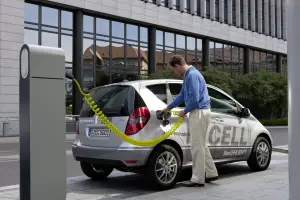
left=169, top=55, right=189, bottom=76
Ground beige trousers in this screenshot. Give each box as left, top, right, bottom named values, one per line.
left=189, top=109, right=218, bottom=184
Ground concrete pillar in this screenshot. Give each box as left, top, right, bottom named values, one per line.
left=257, top=0, right=263, bottom=33
left=219, top=0, right=224, bottom=23
left=264, top=0, right=269, bottom=35
left=270, top=0, right=276, bottom=36
left=190, top=0, right=196, bottom=15
left=235, top=0, right=241, bottom=27
left=200, top=0, right=205, bottom=17
left=180, top=0, right=185, bottom=12
left=282, top=0, right=287, bottom=40
left=228, top=0, right=232, bottom=25
left=210, top=0, right=215, bottom=20
left=276, top=0, right=282, bottom=38
left=251, top=0, right=256, bottom=31
left=288, top=1, right=300, bottom=199
left=0, top=0, right=24, bottom=120
left=168, top=0, right=174, bottom=9
left=243, top=0, right=248, bottom=29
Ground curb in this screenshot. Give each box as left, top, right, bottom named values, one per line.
left=265, top=126, right=288, bottom=129
left=273, top=147, right=288, bottom=154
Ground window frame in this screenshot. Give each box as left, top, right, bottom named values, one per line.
left=146, top=83, right=168, bottom=104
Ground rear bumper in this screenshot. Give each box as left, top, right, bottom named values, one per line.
left=72, top=141, right=152, bottom=167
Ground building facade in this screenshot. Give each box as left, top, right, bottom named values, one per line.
left=0, top=0, right=287, bottom=125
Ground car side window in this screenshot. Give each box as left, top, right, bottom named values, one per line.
left=208, top=88, right=237, bottom=115
left=146, top=84, right=167, bottom=104
left=168, top=83, right=185, bottom=107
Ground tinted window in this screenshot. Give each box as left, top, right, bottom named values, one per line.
left=208, top=87, right=237, bottom=107
left=147, top=84, right=167, bottom=103
left=80, top=85, right=145, bottom=117
left=169, top=83, right=185, bottom=107
left=208, top=88, right=237, bottom=114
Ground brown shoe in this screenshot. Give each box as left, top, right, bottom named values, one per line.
left=205, top=176, right=219, bottom=183
left=180, top=180, right=205, bottom=187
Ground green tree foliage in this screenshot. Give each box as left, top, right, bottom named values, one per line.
left=147, top=67, right=287, bottom=120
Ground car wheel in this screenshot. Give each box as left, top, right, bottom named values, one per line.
left=247, top=136, right=272, bottom=171
left=146, top=144, right=182, bottom=190
left=80, top=162, right=113, bottom=180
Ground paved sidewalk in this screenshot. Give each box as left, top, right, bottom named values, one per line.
left=0, top=152, right=289, bottom=200
left=0, top=134, right=76, bottom=144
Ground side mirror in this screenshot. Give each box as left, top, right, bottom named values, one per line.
left=240, top=107, right=250, bottom=118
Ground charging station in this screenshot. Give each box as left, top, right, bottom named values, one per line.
left=19, top=44, right=66, bottom=200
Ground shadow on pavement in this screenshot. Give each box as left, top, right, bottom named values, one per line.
left=67, top=162, right=257, bottom=200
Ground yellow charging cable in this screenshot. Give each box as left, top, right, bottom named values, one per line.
left=72, top=78, right=184, bottom=147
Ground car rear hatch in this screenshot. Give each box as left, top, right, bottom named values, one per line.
left=77, top=84, right=150, bottom=148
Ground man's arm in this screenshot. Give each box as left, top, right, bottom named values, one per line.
left=184, top=73, right=200, bottom=114
left=166, top=87, right=184, bottom=110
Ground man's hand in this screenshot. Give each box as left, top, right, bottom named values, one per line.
left=162, top=107, right=169, bottom=112
left=178, top=110, right=186, bottom=118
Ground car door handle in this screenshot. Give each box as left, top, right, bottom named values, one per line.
left=214, top=117, right=224, bottom=122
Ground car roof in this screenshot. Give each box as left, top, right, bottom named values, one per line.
left=105, top=79, right=216, bottom=89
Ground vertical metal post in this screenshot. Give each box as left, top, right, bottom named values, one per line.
left=288, top=0, right=300, bottom=199
left=72, top=10, right=83, bottom=115
left=202, top=38, right=209, bottom=69
left=243, top=47, right=250, bottom=74
left=148, top=26, right=156, bottom=74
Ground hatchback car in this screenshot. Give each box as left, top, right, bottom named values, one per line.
left=72, top=79, right=273, bottom=190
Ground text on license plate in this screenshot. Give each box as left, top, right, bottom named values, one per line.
left=89, top=128, right=110, bottom=137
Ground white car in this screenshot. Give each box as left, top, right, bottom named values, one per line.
left=72, top=79, right=273, bottom=190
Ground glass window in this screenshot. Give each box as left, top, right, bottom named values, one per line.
left=61, top=35, right=73, bottom=63
left=61, top=11, right=73, bottom=29
left=196, top=39, right=202, bottom=69
left=169, top=83, right=185, bottom=107
left=165, top=32, right=175, bottom=47
left=224, top=0, right=228, bottom=23
left=42, top=7, right=58, bottom=26
left=24, top=29, right=38, bottom=45
left=41, top=32, right=58, bottom=47
left=25, top=3, right=38, bottom=23
left=111, top=43, right=125, bottom=83
left=126, top=24, right=138, bottom=41
left=187, top=37, right=196, bottom=67
left=209, top=41, right=215, bottom=68
left=96, top=18, right=110, bottom=36
left=83, top=38, right=94, bottom=65
left=208, top=88, right=237, bottom=114
left=146, top=84, right=167, bottom=103
left=83, top=68, right=94, bottom=92
left=215, top=43, right=224, bottom=70
left=140, top=27, right=148, bottom=43
left=156, top=30, right=163, bottom=45
left=176, top=34, right=185, bottom=49
left=112, top=21, right=124, bottom=38
left=83, top=15, right=94, bottom=33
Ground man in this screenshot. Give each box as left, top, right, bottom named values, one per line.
left=162, top=55, right=219, bottom=187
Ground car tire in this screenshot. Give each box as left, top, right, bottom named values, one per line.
left=146, top=144, right=182, bottom=190
left=247, top=136, right=272, bottom=171
left=80, top=162, right=113, bottom=180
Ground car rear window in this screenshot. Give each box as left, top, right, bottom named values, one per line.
left=79, top=85, right=146, bottom=117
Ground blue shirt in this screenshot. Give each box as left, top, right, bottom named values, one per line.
left=167, top=66, right=210, bottom=113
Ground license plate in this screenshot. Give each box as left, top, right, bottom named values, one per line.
left=88, top=128, right=110, bottom=137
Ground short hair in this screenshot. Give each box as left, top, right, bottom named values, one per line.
left=169, top=55, right=186, bottom=67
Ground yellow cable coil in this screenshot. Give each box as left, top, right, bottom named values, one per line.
left=73, top=79, right=184, bottom=147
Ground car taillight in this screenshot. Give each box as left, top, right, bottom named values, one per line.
left=125, top=107, right=150, bottom=136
